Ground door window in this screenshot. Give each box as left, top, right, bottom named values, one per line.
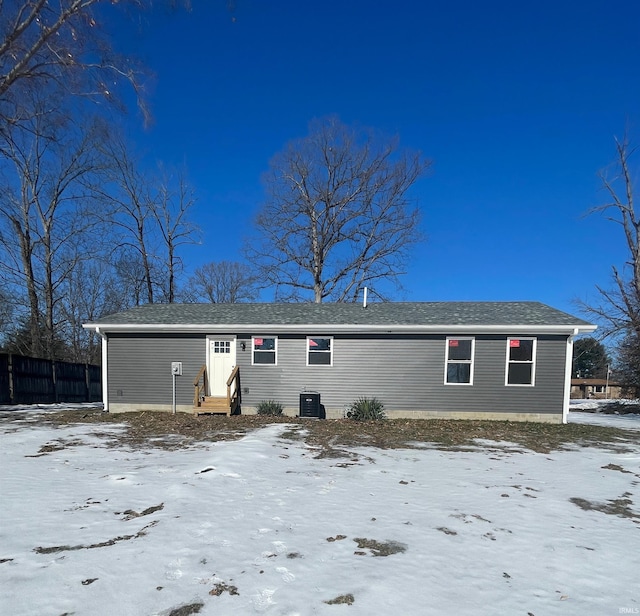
left=213, top=340, right=231, bottom=354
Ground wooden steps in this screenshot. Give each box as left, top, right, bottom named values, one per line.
left=195, top=396, right=231, bottom=416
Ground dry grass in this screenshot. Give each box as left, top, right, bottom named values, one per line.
left=13, top=408, right=637, bottom=455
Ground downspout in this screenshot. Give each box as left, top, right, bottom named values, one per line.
left=96, top=327, right=108, bottom=412
left=562, top=328, right=579, bottom=424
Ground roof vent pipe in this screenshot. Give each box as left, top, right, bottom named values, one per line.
left=363, top=287, right=368, bottom=309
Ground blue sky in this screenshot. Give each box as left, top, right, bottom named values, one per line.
left=107, top=0, right=639, bottom=317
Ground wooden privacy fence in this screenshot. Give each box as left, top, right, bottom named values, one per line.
left=0, top=354, right=101, bottom=405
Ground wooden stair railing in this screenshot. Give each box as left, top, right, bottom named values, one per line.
left=193, top=364, right=208, bottom=407
left=226, top=365, right=241, bottom=415
left=194, top=365, right=240, bottom=416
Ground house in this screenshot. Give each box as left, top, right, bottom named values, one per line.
left=83, top=301, right=596, bottom=423
left=570, top=378, right=623, bottom=400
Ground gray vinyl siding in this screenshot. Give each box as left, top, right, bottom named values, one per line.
left=106, top=332, right=568, bottom=416
left=238, top=334, right=568, bottom=416
left=107, top=333, right=206, bottom=405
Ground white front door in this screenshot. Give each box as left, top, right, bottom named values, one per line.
left=207, top=337, right=236, bottom=396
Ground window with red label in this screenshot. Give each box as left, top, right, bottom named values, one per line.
left=445, top=337, right=474, bottom=384
left=252, top=337, right=277, bottom=365
left=307, top=337, right=332, bottom=366
left=506, top=338, right=536, bottom=385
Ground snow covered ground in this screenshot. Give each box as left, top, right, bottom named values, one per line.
left=1, top=406, right=639, bottom=616
left=569, top=399, right=640, bottom=431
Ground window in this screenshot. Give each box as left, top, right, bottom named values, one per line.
left=213, top=340, right=231, bottom=354
left=307, top=337, right=332, bottom=366
left=506, top=338, right=536, bottom=385
left=445, top=337, right=474, bottom=384
left=252, top=337, right=277, bottom=365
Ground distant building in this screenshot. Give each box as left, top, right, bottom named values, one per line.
left=570, top=378, right=623, bottom=399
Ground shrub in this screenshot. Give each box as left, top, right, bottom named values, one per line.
left=347, top=397, right=386, bottom=421
left=256, top=400, right=284, bottom=416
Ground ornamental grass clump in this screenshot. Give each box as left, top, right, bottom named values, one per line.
left=347, top=397, right=386, bottom=421
left=256, top=400, right=284, bottom=416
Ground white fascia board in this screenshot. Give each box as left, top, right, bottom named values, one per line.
left=83, top=323, right=598, bottom=335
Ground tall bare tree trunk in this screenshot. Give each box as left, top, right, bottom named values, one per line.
left=153, top=170, right=198, bottom=303
left=12, top=217, right=43, bottom=356
left=585, top=135, right=640, bottom=336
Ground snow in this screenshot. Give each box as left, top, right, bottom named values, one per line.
left=0, top=402, right=104, bottom=414
left=569, top=399, right=640, bottom=431
left=1, top=407, right=639, bottom=615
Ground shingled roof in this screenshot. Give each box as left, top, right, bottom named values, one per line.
left=84, top=302, right=595, bottom=334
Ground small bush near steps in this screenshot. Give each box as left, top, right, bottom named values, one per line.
left=256, top=400, right=284, bottom=416
left=347, top=397, right=386, bottom=421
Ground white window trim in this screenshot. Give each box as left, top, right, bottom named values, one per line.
left=251, top=336, right=278, bottom=366
left=444, top=336, right=475, bottom=385
left=306, top=336, right=333, bottom=367
left=505, top=337, right=537, bottom=387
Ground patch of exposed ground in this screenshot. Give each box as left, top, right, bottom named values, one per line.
left=601, top=463, right=640, bottom=479
left=166, top=603, right=204, bottom=616
left=209, top=582, right=239, bottom=597
left=10, top=408, right=638, bottom=455
left=444, top=512, right=513, bottom=540
left=569, top=493, right=640, bottom=522
left=28, top=410, right=270, bottom=450
left=324, top=594, right=355, bottom=605
left=34, top=521, right=158, bottom=554
left=451, top=513, right=492, bottom=523
left=602, top=463, right=632, bottom=473
left=118, top=503, right=164, bottom=520
left=82, top=578, right=98, bottom=585
left=352, top=538, right=407, bottom=557
left=297, top=417, right=637, bottom=455
left=26, top=437, right=88, bottom=456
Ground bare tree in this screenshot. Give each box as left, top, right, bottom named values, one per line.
left=154, top=171, right=199, bottom=303
left=0, top=1, right=198, bottom=358
left=0, top=284, right=14, bottom=346
left=0, top=99, right=105, bottom=359
left=246, top=117, right=430, bottom=303
left=184, top=260, right=259, bottom=303
left=98, top=133, right=159, bottom=304
left=58, top=259, right=126, bottom=363
left=111, top=250, right=153, bottom=307
left=98, top=134, right=200, bottom=305
left=0, top=0, right=192, bottom=125
left=583, top=134, right=639, bottom=337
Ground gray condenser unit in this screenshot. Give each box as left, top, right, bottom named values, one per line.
left=299, top=392, right=321, bottom=418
